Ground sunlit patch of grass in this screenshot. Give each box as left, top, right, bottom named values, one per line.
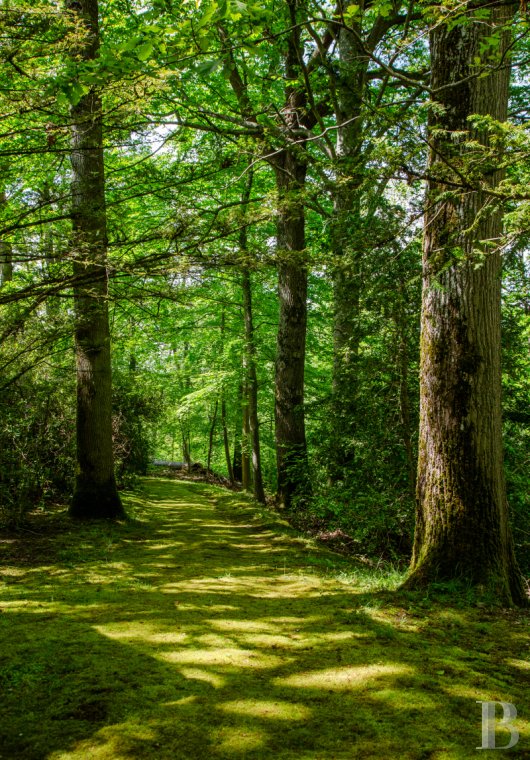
left=0, top=477, right=528, bottom=759
left=219, top=699, right=312, bottom=721
left=179, top=667, right=225, bottom=689
left=213, top=725, right=266, bottom=754
left=161, top=647, right=286, bottom=669
left=276, top=663, right=413, bottom=691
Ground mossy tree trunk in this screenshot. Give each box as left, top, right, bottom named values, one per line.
left=405, top=0, right=526, bottom=605
left=67, top=0, right=123, bottom=519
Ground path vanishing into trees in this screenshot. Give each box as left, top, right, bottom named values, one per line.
left=0, top=478, right=529, bottom=759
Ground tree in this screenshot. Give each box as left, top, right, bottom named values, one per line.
left=67, top=0, right=124, bottom=518
left=404, top=0, right=526, bottom=604
left=218, top=5, right=313, bottom=507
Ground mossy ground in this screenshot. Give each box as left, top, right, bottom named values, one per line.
left=0, top=478, right=528, bottom=759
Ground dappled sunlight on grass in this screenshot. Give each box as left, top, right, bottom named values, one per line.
left=161, top=647, right=286, bottom=669
left=214, top=725, right=266, bottom=754
left=179, top=667, right=225, bottom=689
left=1, top=477, right=528, bottom=759
left=275, top=664, right=413, bottom=691
left=219, top=699, right=311, bottom=721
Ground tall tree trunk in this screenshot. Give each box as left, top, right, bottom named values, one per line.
left=405, top=0, right=526, bottom=605
left=274, top=150, right=310, bottom=507
left=220, top=1, right=314, bottom=506
left=67, top=0, right=123, bottom=518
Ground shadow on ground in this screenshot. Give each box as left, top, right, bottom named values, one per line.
left=0, top=478, right=528, bottom=759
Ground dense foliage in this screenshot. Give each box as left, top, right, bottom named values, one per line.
left=0, top=0, right=528, bottom=581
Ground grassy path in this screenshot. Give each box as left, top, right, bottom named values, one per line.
left=0, top=478, right=528, bottom=759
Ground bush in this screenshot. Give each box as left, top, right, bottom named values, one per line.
left=112, top=376, right=163, bottom=487
left=0, top=378, right=75, bottom=526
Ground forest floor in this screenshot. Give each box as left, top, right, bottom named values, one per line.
left=0, top=478, right=529, bottom=760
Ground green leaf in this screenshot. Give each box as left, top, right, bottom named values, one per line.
left=197, top=2, right=219, bottom=28
left=119, top=36, right=142, bottom=53
left=196, top=58, right=223, bottom=76
left=345, top=4, right=360, bottom=20
left=65, top=81, right=89, bottom=106
left=137, top=42, right=154, bottom=61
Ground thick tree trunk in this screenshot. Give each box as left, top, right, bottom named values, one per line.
left=274, top=151, right=310, bottom=508
left=67, top=0, right=123, bottom=519
left=242, top=268, right=266, bottom=503
left=405, top=1, right=526, bottom=605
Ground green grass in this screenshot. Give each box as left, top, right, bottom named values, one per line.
left=0, top=477, right=528, bottom=759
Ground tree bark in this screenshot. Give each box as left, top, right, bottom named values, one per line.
left=405, top=0, right=526, bottom=605
left=67, top=0, right=123, bottom=519
left=274, top=150, right=310, bottom=508
left=219, top=2, right=311, bottom=507
left=272, top=4, right=312, bottom=507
